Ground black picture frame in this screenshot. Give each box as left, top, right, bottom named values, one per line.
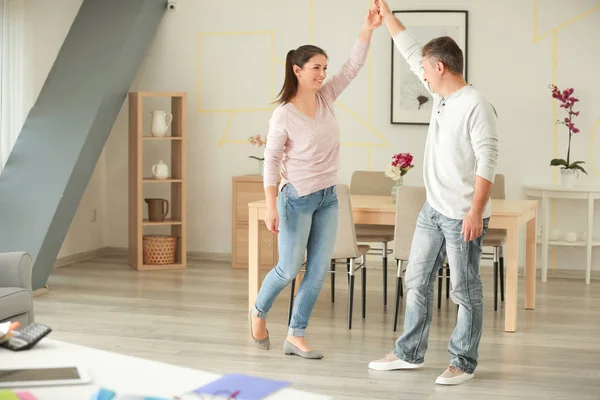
left=390, top=10, right=468, bottom=125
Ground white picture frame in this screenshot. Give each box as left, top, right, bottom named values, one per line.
left=391, top=10, right=468, bottom=125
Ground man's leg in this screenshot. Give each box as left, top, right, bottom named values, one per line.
left=369, top=202, right=446, bottom=370
left=435, top=215, right=489, bottom=385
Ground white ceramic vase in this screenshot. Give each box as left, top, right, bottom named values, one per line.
left=564, top=232, right=577, bottom=242
left=549, top=227, right=562, bottom=241
left=150, top=110, right=173, bottom=137
left=560, top=168, right=578, bottom=188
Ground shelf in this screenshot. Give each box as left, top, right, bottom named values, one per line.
left=143, top=136, right=182, bottom=140
left=142, top=218, right=182, bottom=226
left=135, top=92, right=186, bottom=98
left=136, top=263, right=186, bottom=271
left=142, top=178, right=182, bottom=183
left=129, top=92, right=187, bottom=271
left=537, top=237, right=600, bottom=247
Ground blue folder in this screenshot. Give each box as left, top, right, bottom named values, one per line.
left=192, top=374, right=291, bottom=400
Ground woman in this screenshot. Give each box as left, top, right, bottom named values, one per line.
left=249, top=8, right=382, bottom=359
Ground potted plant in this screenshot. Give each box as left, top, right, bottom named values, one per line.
left=248, top=134, right=266, bottom=176
left=548, top=84, right=586, bottom=187
left=385, top=152, right=414, bottom=203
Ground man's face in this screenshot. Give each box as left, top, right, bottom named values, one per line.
left=422, top=56, right=441, bottom=94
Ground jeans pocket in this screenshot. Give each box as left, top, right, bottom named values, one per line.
left=284, top=183, right=304, bottom=201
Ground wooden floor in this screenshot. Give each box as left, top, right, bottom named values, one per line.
left=34, top=255, right=600, bottom=400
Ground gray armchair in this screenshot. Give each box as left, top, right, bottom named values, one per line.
left=0, top=252, right=34, bottom=326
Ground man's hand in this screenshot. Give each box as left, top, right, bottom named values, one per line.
left=373, top=0, right=404, bottom=36
left=461, top=209, right=483, bottom=242
left=374, top=0, right=392, bottom=18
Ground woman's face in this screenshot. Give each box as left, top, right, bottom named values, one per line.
left=295, top=54, right=328, bottom=91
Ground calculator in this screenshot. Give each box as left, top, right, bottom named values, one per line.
left=0, top=322, right=52, bottom=351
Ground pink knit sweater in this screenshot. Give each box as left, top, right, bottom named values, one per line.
left=263, top=39, right=370, bottom=197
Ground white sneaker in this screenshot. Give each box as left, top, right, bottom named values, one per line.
left=368, top=351, right=424, bottom=371
left=435, top=365, right=474, bottom=385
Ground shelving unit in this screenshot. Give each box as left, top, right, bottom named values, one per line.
left=524, top=184, right=600, bottom=284
left=128, top=92, right=187, bottom=270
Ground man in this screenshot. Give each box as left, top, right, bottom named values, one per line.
left=368, top=0, right=499, bottom=386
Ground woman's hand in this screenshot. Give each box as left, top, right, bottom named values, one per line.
left=364, top=7, right=383, bottom=30
left=265, top=207, right=279, bottom=234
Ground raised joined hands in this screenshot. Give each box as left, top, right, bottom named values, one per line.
left=373, top=0, right=392, bottom=19
left=364, top=7, right=383, bottom=30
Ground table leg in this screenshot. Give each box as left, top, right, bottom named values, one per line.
left=525, top=214, right=537, bottom=310
left=541, top=193, right=549, bottom=283
left=248, top=207, right=260, bottom=310
left=586, top=196, right=593, bottom=285
left=505, top=219, right=519, bottom=332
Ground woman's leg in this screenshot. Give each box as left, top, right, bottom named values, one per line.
left=287, top=186, right=338, bottom=349
left=251, top=184, right=316, bottom=339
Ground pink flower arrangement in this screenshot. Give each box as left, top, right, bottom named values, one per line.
left=248, top=134, right=266, bottom=147
left=385, top=152, right=414, bottom=181
left=248, top=134, right=266, bottom=161
left=549, top=84, right=586, bottom=174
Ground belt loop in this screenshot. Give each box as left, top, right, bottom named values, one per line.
left=318, top=188, right=326, bottom=208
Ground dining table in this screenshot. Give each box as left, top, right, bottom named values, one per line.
left=247, top=194, right=538, bottom=333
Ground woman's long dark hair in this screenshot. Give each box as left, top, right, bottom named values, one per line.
left=274, top=45, right=328, bottom=105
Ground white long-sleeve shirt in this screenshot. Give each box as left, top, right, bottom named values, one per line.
left=393, top=30, right=499, bottom=219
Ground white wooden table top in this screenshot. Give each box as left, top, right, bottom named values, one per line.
left=0, top=339, right=330, bottom=400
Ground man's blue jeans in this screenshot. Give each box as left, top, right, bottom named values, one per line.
left=394, top=201, right=489, bottom=373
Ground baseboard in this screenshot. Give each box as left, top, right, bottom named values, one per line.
left=53, top=248, right=597, bottom=280
left=53, top=247, right=115, bottom=268
left=33, top=286, right=49, bottom=297
left=54, top=246, right=231, bottom=266
left=188, top=251, right=231, bottom=263
left=102, top=246, right=127, bottom=256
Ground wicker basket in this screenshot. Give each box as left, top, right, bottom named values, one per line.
left=143, top=235, right=177, bottom=265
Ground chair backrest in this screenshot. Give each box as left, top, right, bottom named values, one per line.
left=350, top=170, right=394, bottom=196
left=393, top=186, right=427, bottom=261
left=331, top=184, right=360, bottom=259
left=491, top=173, right=505, bottom=199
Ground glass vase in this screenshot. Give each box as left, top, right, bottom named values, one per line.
left=257, top=159, right=264, bottom=176
left=391, top=177, right=404, bottom=203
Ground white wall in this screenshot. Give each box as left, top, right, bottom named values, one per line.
left=25, top=0, right=108, bottom=259
left=30, top=0, right=600, bottom=272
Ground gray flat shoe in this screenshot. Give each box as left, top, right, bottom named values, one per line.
left=248, top=312, right=270, bottom=350
left=283, top=340, right=323, bottom=359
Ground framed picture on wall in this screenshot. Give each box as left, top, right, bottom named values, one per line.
left=391, top=10, right=468, bottom=125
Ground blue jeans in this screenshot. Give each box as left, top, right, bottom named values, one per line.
left=394, top=201, right=489, bottom=373
left=252, top=183, right=338, bottom=337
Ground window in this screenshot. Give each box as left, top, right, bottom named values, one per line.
left=0, top=0, right=27, bottom=174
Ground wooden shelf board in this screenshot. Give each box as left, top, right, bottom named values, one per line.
left=132, top=92, right=186, bottom=98
left=143, top=136, right=182, bottom=140
left=133, top=263, right=186, bottom=271
left=537, top=237, right=600, bottom=247
left=142, top=219, right=182, bottom=226
left=142, top=178, right=182, bottom=183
